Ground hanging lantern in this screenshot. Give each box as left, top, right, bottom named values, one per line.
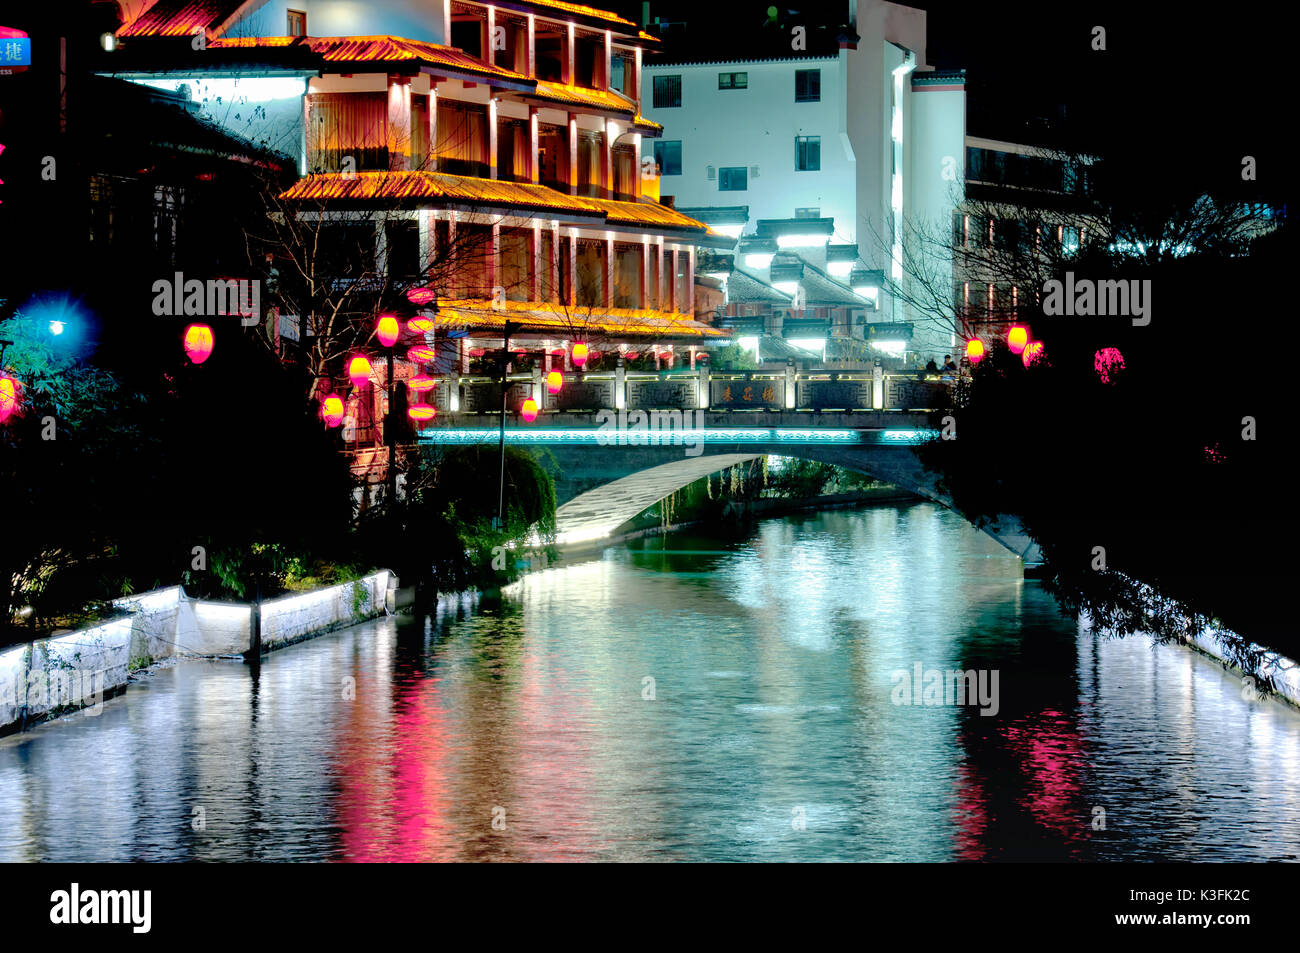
left=320, top=394, right=345, bottom=427
left=408, top=316, right=435, bottom=333
left=348, top=354, right=372, bottom=388
left=407, top=344, right=437, bottom=362
left=1022, top=341, right=1044, bottom=367
left=1006, top=326, right=1028, bottom=355
left=572, top=342, right=589, bottom=368
left=408, top=375, right=437, bottom=393
left=1094, top=347, right=1125, bottom=384
left=546, top=371, right=563, bottom=394
left=520, top=398, right=539, bottom=422
left=407, top=404, right=437, bottom=421
left=183, top=324, right=214, bottom=365
left=0, top=375, right=18, bottom=422
left=406, top=286, right=437, bottom=306
left=376, top=314, right=400, bottom=348
left=469, top=347, right=487, bottom=358
left=965, top=339, right=986, bottom=364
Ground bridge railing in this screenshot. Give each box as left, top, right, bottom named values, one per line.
left=431, top=367, right=954, bottom=415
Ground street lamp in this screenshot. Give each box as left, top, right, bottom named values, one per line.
left=496, top=319, right=523, bottom=529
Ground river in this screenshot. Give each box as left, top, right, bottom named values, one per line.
left=2, top=502, right=1298, bottom=861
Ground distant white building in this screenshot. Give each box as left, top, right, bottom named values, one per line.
left=642, top=0, right=966, bottom=360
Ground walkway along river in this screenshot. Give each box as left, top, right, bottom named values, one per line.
left=1, top=502, right=1298, bottom=861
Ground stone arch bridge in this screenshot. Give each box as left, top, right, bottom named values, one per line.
left=417, top=410, right=1042, bottom=567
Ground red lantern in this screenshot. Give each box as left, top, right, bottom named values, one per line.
left=572, top=343, right=589, bottom=368
left=376, top=314, right=400, bottom=348
left=0, top=375, right=19, bottom=422
left=1007, top=326, right=1028, bottom=355
left=546, top=371, right=563, bottom=395
left=965, top=339, right=985, bottom=364
left=407, top=345, right=437, bottom=362
left=348, top=354, right=372, bottom=388
left=520, top=398, right=539, bottom=422
left=320, top=394, right=345, bottom=427
left=408, top=316, right=435, bottom=334
left=407, top=404, right=437, bottom=421
left=183, top=324, right=214, bottom=365
left=408, top=375, right=437, bottom=393
left=1022, top=341, right=1044, bottom=367
left=406, top=286, right=437, bottom=306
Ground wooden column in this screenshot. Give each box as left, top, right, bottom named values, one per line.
left=567, top=113, right=578, bottom=195
left=528, top=107, right=539, bottom=183
left=604, top=237, right=614, bottom=309
left=488, top=97, right=498, bottom=179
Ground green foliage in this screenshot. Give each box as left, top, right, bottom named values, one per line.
left=709, top=343, right=758, bottom=370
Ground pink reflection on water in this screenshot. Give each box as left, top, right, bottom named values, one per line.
left=1002, top=708, right=1088, bottom=842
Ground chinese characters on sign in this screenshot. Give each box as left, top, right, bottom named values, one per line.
left=0, top=27, right=29, bottom=75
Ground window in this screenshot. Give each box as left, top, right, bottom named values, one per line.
left=718, top=166, right=747, bottom=191
left=653, top=140, right=682, bottom=176
left=795, top=69, right=820, bottom=102
left=795, top=207, right=820, bottom=218
left=653, top=75, right=682, bottom=108
left=795, top=136, right=820, bottom=172
left=287, top=10, right=306, bottom=36
left=718, top=72, right=747, bottom=89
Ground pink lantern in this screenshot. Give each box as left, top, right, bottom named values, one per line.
left=1022, top=341, right=1044, bottom=367
left=320, top=394, right=345, bottom=427
left=520, top=398, right=539, bottom=422
left=0, top=375, right=19, bottom=423
left=966, top=339, right=985, bottom=364
left=1007, top=326, right=1028, bottom=355
left=407, top=344, right=437, bottom=362
left=408, top=375, right=437, bottom=393
left=408, top=316, right=435, bottom=333
left=406, top=286, right=437, bottom=306
left=546, top=371, right=563, bottom=395
left=1094, top=347, right=1125, bottom=384
left=407, top=404, right=437, bottom=421
left=572, top=343, right=589, bottom=368
left=376, top=314, right=400, bottom=348
left=183, top=324, right=215, bottom=365
left=348, top=354, right=372, bottom=388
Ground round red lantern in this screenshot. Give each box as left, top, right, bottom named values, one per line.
left=183, top=324, right=214, bottom=364
left=376, top=314, right=400, bottom=348
left=321, top=394, right=345, bottom=427
left=1007, top=326, right=1028, bottom=355
left=408, top=316, right=435, bottom=333
left=546, top=371, right=563, bottom=394
left=520, top=398, right=539, bottom=422
left=407, top=345, right=437, bottom=363
left=348, top=354, right=372, bottom=388
left=407, top=404, right=437, bottom=421
left=408, top=375, right=437, bottom=393
left=1022, top=341, right=1044, bottom=367
left=965, top=339, right=985, bottom=364
left=572, top=343, right=589, bottom=368
left=406, top=286, right=437, bottom=306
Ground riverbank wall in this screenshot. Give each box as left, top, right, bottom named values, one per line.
left=0, top=571, right=393, bottom=735
left=1079, top=611, right=1300, bottom=711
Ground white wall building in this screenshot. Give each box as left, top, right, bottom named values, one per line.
left=642, top=0, right=966, bottom=359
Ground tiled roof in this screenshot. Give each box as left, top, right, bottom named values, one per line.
left=726, top=269, right=791, bottom=304
left=118, top=0, right=248, bottom=37
left=434, top=299, right=728, bottom=337
left=797, top=259, right=873, bottom=307
left=516, top=0, right=637, bottom=29
left=204, top=35, right=532, bottom=83
left=530, top=80, right=637, bottom=114
left=279, top=171, right=716, bottom=236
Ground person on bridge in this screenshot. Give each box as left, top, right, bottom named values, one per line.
left=925, top=357, right=939, bottom=374
left=941, top=355, right=958, bottom=374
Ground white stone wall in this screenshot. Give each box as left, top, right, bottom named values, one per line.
left=1, top=571, right=394, bottom=733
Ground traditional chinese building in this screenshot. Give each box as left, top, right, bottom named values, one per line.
left=101, top=0, right=734, bottom=428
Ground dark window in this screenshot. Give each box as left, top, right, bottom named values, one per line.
left=719, top=166, right=747, bottom=191
left=653, top=75, right=682, bottom=108
left=384, top=222, right=420, bottom=279
left=795, top=69, right=820, bottom=102
left=450, top=19, right=483, bottom=59
left=286, top=10, right=306, bottom=36
left=535, top=35, right=563, bottom=82
left=795, top=136, right=820, bottom=171
left=653, top=140, right=681, bottom=176
left=718, top=72, right=747, bottom=89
